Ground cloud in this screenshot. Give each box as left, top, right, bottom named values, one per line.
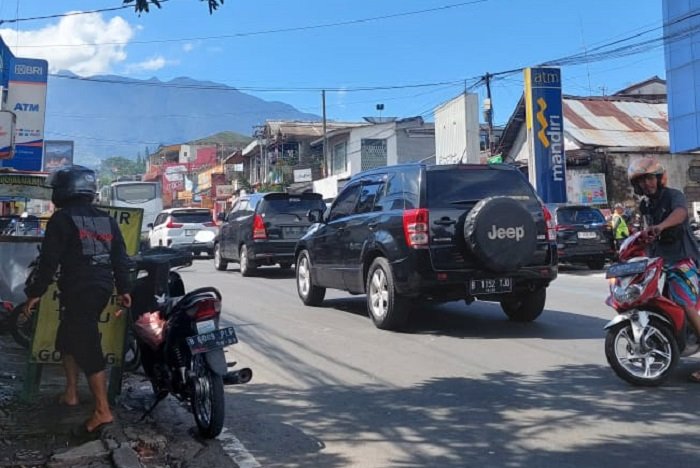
left=125, top=55, right=179, bottom=73
left=182, top=42, right=194, bottom=52
left=0, top=12, right=134, bottom=76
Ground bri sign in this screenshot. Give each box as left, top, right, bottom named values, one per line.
left=524, top=67, right=567, bottom=204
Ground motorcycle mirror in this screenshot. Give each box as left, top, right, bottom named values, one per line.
left=193, top=230, right=215, bottom=244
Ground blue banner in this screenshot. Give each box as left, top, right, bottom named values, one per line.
left=524, top=67, right=567, bottom=203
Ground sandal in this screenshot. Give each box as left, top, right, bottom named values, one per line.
left=688, top=371, right=700, bottom=383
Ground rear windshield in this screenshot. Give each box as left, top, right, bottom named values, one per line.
left=556, top=207, right=605, bottom=224
left=114, top=183, right=157, bottom=203
left=259, top=196, right=326, bottom=216
left=171, top=211, right=212, bottom=224
left=426, top=169, right=538, bottom=209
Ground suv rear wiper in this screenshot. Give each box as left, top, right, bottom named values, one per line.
left=449, top=199, right=480, bottom=205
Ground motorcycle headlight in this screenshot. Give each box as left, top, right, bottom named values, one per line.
left=613, top=284, right=643, bottom=304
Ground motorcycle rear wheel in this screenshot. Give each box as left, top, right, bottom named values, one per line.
left=190, top=354, right=225, bottom=438
left=605, top=317, right=679, bottom=387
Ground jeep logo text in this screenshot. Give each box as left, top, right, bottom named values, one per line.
left=487, top=225, right=525, bottom=241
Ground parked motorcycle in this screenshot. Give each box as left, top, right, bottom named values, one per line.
left=604, top=231, right=700, bottom=386
left=130, top=231, right=251, bottom=438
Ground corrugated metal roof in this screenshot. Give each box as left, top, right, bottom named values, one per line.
left=563, top=97, right=668, bottom=149
left=266, top=120, right=366, bottom=139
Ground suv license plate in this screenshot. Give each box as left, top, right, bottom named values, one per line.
left=578, top=231, right=597, bottom=239
left=283, top=226, right=306, bottom=237
left=185, top=229, right=196, bottom=236
left=186, top=327, right=238, bottom=354
left=469, top=278, right=512, bottom=295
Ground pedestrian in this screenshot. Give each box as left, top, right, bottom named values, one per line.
left=628, top=157, right=700, bottom=382
left=20, top=165, right=133, bottom=434
left=611, top=203, right=630, bottom=251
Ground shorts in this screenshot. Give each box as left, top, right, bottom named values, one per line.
left=666, top=258, right=699, bottom=312
left=55, top=287, right=112, bottom=376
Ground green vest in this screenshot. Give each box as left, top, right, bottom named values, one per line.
left=612, top=213, right=629, bottom=240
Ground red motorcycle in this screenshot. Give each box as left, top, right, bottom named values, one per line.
left=604, top=231, right=700, bottom=386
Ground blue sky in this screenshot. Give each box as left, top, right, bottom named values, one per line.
left=0, top=0, right=666, bottom=130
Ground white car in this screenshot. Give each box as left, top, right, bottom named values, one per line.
left=148, top=208, right=218, bottom=256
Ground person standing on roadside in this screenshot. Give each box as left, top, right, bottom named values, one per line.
left=628, top=158, right=700, bottom=383
left=21, top=165, right=132, bottom=434
left=612, top=203, right=630, bottom=251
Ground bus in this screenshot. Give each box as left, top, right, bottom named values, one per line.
left=99, top=181, right=163, bottom=238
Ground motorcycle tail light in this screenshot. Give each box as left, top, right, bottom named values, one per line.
left=187, top=298, right=221, bottom=320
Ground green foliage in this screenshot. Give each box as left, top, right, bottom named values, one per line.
left=99, top=156, right=143, bottom=185
left=124, top=0, right=224, bottom=14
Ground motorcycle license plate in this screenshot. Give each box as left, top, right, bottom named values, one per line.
left=469, top=278, right=512, bottom=295
left=186, top=327, right=238, bottom=354
left=606, top=260, right=647, bottom=278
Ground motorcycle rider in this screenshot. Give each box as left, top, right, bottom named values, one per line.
left=628, top=158, right=700, bottom=382
left=20, top=165, right=133, bottom=433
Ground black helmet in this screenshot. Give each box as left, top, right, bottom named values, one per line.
left=47, top=165, right=97, bottom=206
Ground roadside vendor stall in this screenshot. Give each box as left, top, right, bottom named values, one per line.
left=0, top=170, right=50, bottom=304
left=0, top=168, right=143, bottom=401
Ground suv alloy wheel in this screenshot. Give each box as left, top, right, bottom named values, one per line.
left=239, top=245, right=256, bottom=277
left=214, top=243, right=227, bottom=271
left=366, top=257, right=408, bottom=330
left=296, top=250, right=325, bottom=306
left=500, top=288, right=546, bottom=322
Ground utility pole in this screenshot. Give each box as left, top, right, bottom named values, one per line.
left=484, top=73, right=495, bottom=156
left=322, top=90, right=328, bottom=177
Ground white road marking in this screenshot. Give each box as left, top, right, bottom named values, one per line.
left=219, top=427, right=260, bottom=468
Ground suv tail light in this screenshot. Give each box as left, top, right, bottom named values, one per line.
left=166, top=216, right=183, bottom=229
left=253, top=214, right=267, bottom=240
left=542, top=206, right=556, bottom=241
left=186, top=298, right=221, bottom=320
left=403, top=208, right=429, bottom=248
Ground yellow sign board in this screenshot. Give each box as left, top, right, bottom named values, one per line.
left=29, top=206, right=144, bottom=365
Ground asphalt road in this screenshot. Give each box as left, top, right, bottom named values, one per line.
left=181, top=259, right=700, bottom=468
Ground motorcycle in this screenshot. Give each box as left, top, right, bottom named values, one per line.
left=130, top=230, right=252, bottom=438
left=604, top=231, right=700, bottom=386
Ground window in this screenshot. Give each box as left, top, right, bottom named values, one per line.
left=356, top=182, right=385, bottom=214
left=332, top=142, right=347, bottom=176
left=329, top=184, right=360, bottom=222
left=360, top=139, right=387, bottom=171
left=557, top=208, right=605, bottom=225
left=171, top=210, right=212, bottom=224
left=377, top=172, right=407, bottom=211
left=114, top=183, right=157, bottom=203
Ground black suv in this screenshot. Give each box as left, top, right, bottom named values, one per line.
left=214, top=192, right=326, bottom=276
left=294, top=163, right=559, bottom=330
left=547, top=204, right=615, bottom=270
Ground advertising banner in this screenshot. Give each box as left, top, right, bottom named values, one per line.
left=524, top=67, right=567, bottom=203
left=568, top=173, right=607, bottom=205
left=43, top=140, right=74, bottom=171
left=0, top=172, right=50, bottom=199
left=215, top=185, right=234, bottom=198
left=29, top=206, right=144, bottom=366
left=0, top=110, right=15, bottom=159
left=4, top=57, right=48, bottom=171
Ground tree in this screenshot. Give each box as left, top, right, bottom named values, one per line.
left=124, top=0, right=224, bottom=14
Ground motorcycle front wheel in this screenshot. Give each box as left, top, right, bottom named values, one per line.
left=190, top=354, right=225, bottom=438
left=605, top=317, right=679, bottom=386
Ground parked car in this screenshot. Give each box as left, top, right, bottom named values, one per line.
left=547, top=204, right=615, bottom=270
left=294, top=163, right=559, bottom=330
left=214, top=192, right=326, bottom=276
left=148, top=208, right=217, bottom=256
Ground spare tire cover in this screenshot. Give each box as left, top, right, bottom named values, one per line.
left=463, top=196, right=537, bottom=272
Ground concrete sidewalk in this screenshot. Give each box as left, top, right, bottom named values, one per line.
left=0, top=333, right=236, bottom=468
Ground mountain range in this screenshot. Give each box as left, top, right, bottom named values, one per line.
left=45, top=72, right=320, bottom=167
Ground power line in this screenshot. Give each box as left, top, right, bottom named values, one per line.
left=0, top=0, right=170, bottom=25
left=13, top=0, right=488, bottom=49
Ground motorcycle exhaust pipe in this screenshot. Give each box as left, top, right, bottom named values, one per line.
left=223, top=367, right=253, bottom=385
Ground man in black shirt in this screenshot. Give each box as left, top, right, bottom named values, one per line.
left=629, top=158, right=700, bottom=381
left=22, top=166, right=132, bottom=433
